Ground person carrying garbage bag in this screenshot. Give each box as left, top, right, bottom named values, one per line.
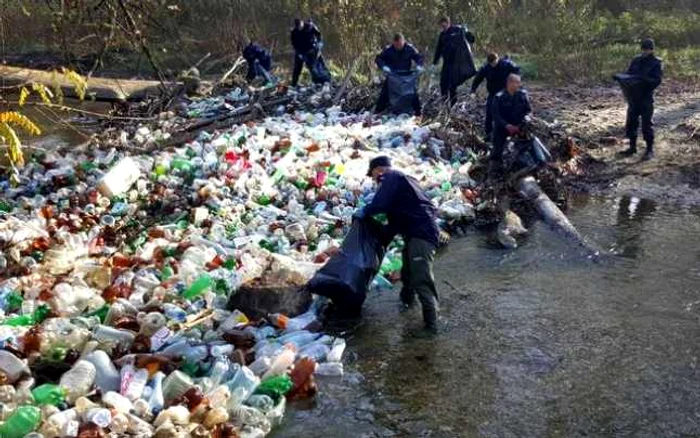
left=290, top=18, right=330, bottom=86
left=375, top=33, right=424, bottom=116
left=432, top=16, right=477, bottom=108
left=354, top=156, right=441, bottom=333
left=242, top=40, right=274, bottom=84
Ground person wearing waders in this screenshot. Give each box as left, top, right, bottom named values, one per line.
left=470, top=52, right=520, bottom=142
left=353, top=156, right=440, bottom=333
left=432, top=16, right=476, bottom=108
left=375, top=33, right=424, bottom=116
left=619, top=38, right=663, bottom=161
left=490, top=74, right=532, bottom=179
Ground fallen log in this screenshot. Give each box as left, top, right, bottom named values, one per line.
left=516, top=176, right=600, bottom=256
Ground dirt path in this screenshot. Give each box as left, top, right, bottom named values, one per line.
left=527, top=83, right=700, bottom=204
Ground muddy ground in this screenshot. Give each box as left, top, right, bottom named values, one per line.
left=500, top=82, right=700, bottom=204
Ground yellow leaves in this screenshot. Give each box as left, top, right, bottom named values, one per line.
left=0, top=112, right=42, bottom=136
left=0, top=122, right=25, bottom=169
left=32, top=83, right=54, bottom=104
left=61, top=67, right=88, bottom=101
left=19, top=87, right=30, bottom=106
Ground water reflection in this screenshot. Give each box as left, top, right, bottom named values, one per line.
left=614, top=195, right=657, bottom=258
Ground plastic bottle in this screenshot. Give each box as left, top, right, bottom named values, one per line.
left=162, top=370, right=194, bottom=404
left=183, top=273, right=212, bottom=299
left=31, top=383, right=66, bottom=406
left=101, top=391, right=133, bottom=414
left=326, top=338, right=346, bottom=363
left=147, top=371, right=165, bottom=415
left=84, top=350, right=121, bottom=393
left=59, top=360, right=96, bottom=403
left=296, top=341, right=330, bottom=362
left=262, top=344, right=296, bottom=379
left=0, top=350, right=30, bottom=383
left=315, top=362, right=344, bottom=377
left=0, top=405, right=41, bottom=438
left=225, top=365, right=259, bottom=408
left=122, top=365, right=149, bottom=401
left=253, top=375, right=293, bottom=403
left=268, top=309, right=317, bottom=332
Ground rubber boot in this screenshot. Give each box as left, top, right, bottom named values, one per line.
left=642, top=141, right=654, bottom=161
left=620, top=138, right=638, bottom=157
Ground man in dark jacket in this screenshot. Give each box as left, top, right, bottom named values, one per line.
left=617, top=38, right=663, bottom=160
left=242, top=41, right=272, bottom=83
left=471, top=53, right=521, bottom=141
left=490, top=74, right=532, bottom=176
left=290, top=18, right=326, bottom=86
left=375, top=33, right=424, bottom=115
left=354, top=156, right=440, bottom=332
left=432, top=16, right=476, bottom=107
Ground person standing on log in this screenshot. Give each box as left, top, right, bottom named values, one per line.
left=432, top=16, right=477, bottom=108
left=375, top=33, right=424, bottom=116
left=290, top=18, right=328, bottom=86
left=242, top=40, right=273, bottom=83
left=618, top=38, right=663, bottom=161
left=470, top=52, right=520, bottom=142
left=353, top=156, right=440, bottom=333
left=490, top=74, right=532, bottom=178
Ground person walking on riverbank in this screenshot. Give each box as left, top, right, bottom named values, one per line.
left=354, top=156, right=440, bottom=333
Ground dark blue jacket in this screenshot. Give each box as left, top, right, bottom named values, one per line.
left=376, top=44, right=423, bottom=72
left=433, top=25, right=476, bottom=87
left=626, top=54, right=662, bottom=102
left=291, top=24, right=322, bottom=54
left=243, top=43, right=271, bottom=69
left=471, top=58, right=520, bottom=95
left=363, top=170, right=439, bottom=247
left=492, top=89, right=532, bottom=131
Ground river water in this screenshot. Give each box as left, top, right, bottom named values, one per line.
left=29, top=117, right=700, bottom=438
left=273, top=194, right=700, bottom=438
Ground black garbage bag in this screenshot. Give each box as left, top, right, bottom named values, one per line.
left=310, top=54, right=331, bottom=84
left=387, top=71, right=418, bottom=115
left=614, top=73, right=644, bottom=103
left=305, top=218, right=389, bottom=315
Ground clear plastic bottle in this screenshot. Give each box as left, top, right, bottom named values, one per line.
left=59, top=360, right=96, bottom=403
left=326, top=338, right=347, bottom=363
left=262, top=344, right=296, bottom=379
left=84, top=350, right=121, bottom=393
left=315, top=362, right=344, bottom=377
left=148, top=371, right=165, bottom=415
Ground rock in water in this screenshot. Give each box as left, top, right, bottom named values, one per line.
left=497, top=210, right=528, bottom=249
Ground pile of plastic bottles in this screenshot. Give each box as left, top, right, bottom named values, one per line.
left=0, top=100, right=476, bottom=437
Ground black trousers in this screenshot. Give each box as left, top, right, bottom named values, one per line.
left=626, top=98, right=654, bottom=146
left=375, top=80, right=422, bottom=116
left=291, top=51, right=316, bottom=86
left=491, top=129, right=507, bottom=162
left=485, top=93, right=496, bottom=138
left=399, top=238, right=438, bottom=327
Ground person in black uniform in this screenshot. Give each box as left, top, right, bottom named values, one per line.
left=242, top=41, right=272, bottom=83
left=290, top=18, right=325, bottom=86
left=470, top=52, right=520, bottom=141
left=618, top=38, right=663, bottom=161
left=490, top=74, right=532, bottom=177
left=354, top=156, right=440, bottom=332
left=375, top=33, right=424, bottom=115
left=432, top=16, right=476, bottom=107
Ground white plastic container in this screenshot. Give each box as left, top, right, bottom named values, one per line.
left=97, top=157, right=142, bottom=198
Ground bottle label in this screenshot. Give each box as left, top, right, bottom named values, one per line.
left=150, top=327, right=171, bottom=351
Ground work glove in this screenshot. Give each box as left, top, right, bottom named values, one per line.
left=469, top=92, right=476, bottom=99
left=416, top=65, right=424, bottom=73
left=506, top=124, right=520, bottom=136
left=438, top=230, right=451, bottom=246
left=382, top=66, right=391, bottom=74
left=352, top=208, right=366, bottom=220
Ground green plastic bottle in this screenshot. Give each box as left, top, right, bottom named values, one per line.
left=254, top=375, right=293, bottom=403
left=161, top=265, right=174, bottom=281
left=32, top=383, right=66, bottom=406
left=2, top=304, right=51, bottom=327
left=183, top=273, right=212, bottom=299
left=0, top=405, right=41, bottom=438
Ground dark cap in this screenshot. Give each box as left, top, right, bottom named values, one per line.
left=367, top=156, right=391, bottom=176
left=641, top=38, right=655, bottom=50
